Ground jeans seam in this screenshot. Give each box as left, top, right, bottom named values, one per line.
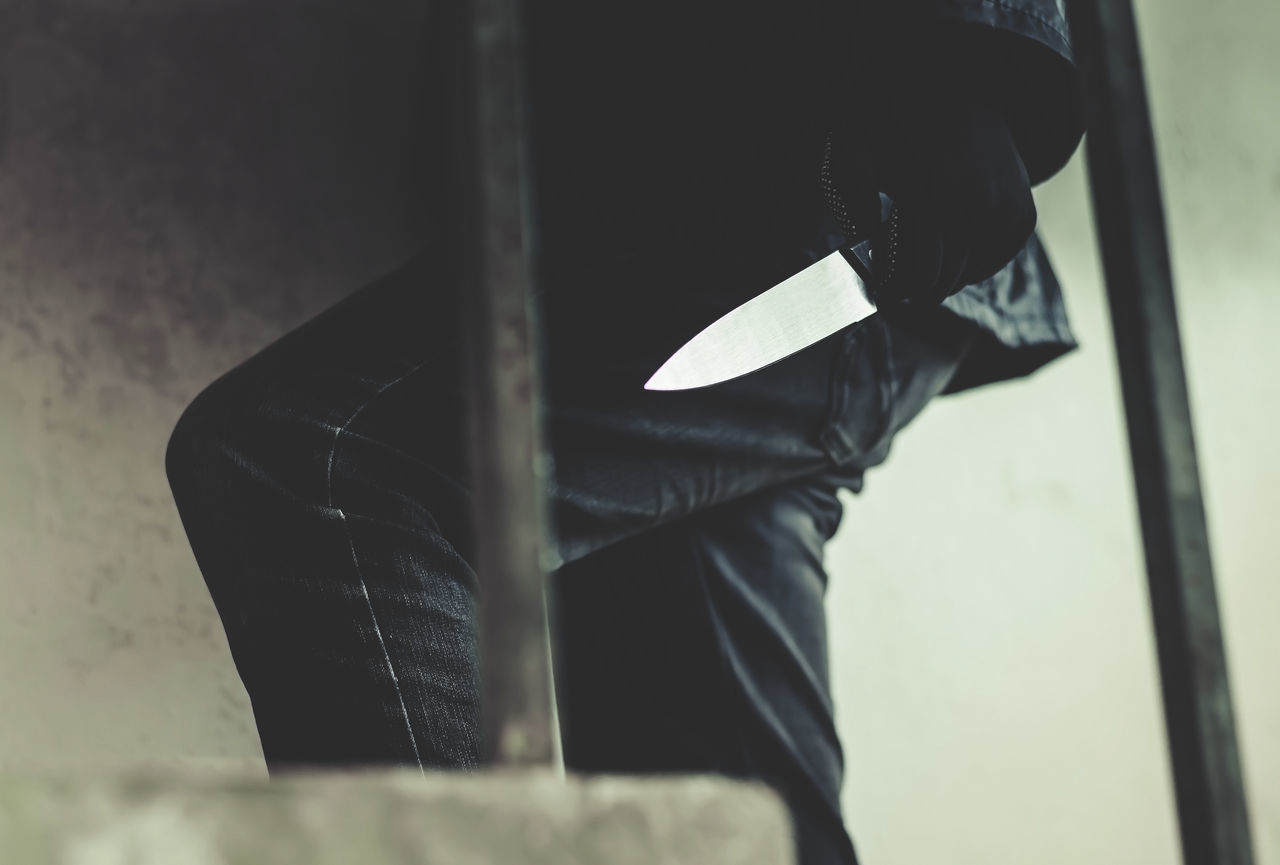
left=817, top=328, right=859, bottom=465
left=681, top=519, right=855, bottom=859
left=682, top=530, right=758, bottom=777
left=326, top=359, right=434, bottom=772
left=820, top=320, right=897, bottom=466
left=879, top=321, right=900, bottom=440
left=860, top=320, right=897, bottom=454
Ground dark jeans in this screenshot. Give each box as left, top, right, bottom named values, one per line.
left=164, top=243, right=977, bottom=865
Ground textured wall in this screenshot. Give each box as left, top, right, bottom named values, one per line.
left=0, top=0, right=433, bottom=772
left=0, top=1, right=1276, bottom=864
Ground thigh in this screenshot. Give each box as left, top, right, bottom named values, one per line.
left=552, top=477, right=859, bottom=865
left=180, top=243, right=882, bottom=568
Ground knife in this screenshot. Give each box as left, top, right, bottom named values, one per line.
left=644, top=236, right=880, bottom=391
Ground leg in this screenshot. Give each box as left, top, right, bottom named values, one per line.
left=163, top=242, right=882, bottom=769
left=164, top=250, right=479, bottom=768
left=553, top=476, right=861, bottom=865
left=163, top=242, right=974, bottom=826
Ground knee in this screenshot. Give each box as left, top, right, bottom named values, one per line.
left=164, top=361, right=378, bottom=517
left=164, top=370, right=265, bottom=499
left=165, top=385, right=225, bottom=496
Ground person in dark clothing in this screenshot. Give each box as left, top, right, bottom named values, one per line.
left=163, top=2, right=1085, bottom=863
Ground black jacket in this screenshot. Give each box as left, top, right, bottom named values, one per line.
left=441, top=1, right=1088, bottom=392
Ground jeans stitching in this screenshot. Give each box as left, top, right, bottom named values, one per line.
left=877, top=321, right=900, bottom=444
left=326, top=359, right=435, bottom=772
left=820, top=320, right=896, bottom=466
left=977, top=0, right=1072, bottom=46
left=680, top=514, right=855, bottom=861
left=817, top=329, right=858, bottom=464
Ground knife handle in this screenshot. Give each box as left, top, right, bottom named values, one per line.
left=841, top=237, right=876, bottom=286
left=819, top=132, right=899, bottom=294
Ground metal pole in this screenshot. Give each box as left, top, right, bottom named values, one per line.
left=445, top=0, right=558, bottom=766
left=1062, top=1, right=1255, bottom=862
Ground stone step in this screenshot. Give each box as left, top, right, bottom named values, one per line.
left=0, top=769, right=793, bottom=864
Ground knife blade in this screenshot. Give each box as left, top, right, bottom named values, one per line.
left=644, top=239, right=878, bottom=391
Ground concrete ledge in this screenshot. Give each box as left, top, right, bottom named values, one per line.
left=0, top=769, right=794, bottom=864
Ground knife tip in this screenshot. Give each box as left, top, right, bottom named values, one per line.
left=643, top=368, right=687, bottom=391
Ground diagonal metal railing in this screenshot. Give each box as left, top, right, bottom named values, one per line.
left=1063, top=1, right=1255, bottom=862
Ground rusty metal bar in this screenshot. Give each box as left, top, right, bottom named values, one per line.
left=1062, top=1, right=1255, bottom=862
left=445, top=0, right=558, bottom=766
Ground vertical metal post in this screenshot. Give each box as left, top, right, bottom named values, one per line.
left=1062, top=1, right=1255, bottom=862
left=446, top=0, right=558, bottom=766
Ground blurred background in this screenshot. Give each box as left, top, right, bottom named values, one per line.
left=0, top=1, right=1274, bottom=864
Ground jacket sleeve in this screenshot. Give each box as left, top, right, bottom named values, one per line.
left=852, top=0, right=1086, bottom=185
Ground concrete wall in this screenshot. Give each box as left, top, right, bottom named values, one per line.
left=1, top=772, right=795, bottom=865
left=0, top=1, right=1275, bottom=864
left=0, top=0, right=433, bottom=772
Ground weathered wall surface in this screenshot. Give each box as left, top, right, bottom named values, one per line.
left=0, top=1, right=1276, bottom=864
left=0, top=0, right=433, bottom=772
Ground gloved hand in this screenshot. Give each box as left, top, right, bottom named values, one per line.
left=823, top=80, right=1037, bottom=306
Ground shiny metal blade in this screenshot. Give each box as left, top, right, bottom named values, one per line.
left=644, top=249, right=877, bottom=391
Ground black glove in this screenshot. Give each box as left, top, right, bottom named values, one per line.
left=824, top=80, right=1037, bottom=306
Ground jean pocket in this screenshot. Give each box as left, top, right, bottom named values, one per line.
left=877, top=306, right=979, bottom=439
left=815, top=316, right=895, bottom=468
